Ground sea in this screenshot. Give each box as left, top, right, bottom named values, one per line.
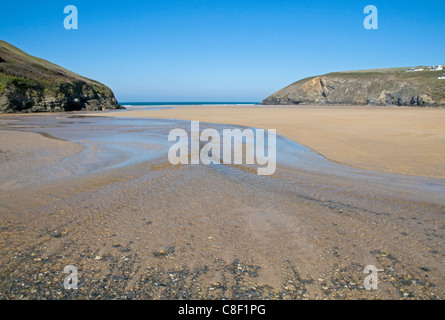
left=119, top=102, right=259, bottom=107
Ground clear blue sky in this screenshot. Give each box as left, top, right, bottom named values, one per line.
left=1, top=0, right=444, bottom=102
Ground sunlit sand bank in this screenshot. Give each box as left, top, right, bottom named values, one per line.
left=92, top=105, right=445, bottom=178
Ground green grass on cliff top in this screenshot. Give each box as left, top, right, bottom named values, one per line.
left=0, top=40, right=108, bottom=95
left=332, top=67, right=445, bottom=93
left=289, top=66, right=445, bottom=88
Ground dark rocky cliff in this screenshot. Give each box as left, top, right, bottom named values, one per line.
left=262, top=68, right=445, bottom=107
left=0, top=40, right=123, bottom=113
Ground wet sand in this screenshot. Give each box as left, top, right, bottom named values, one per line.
left=0, top=111, right=444, bottom=300
left=0, top=129, right=84, bottom=190
left=93, top=105, right=445, bottom=178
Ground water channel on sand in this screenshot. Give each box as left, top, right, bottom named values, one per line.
left=0, top=113, right=443, bottom=299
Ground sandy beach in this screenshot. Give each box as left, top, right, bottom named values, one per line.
left=93, top=105, right=445, bottom=178
left=0, top=130, right=84, bottom=191
left=0, top=108, right=444, bottom=300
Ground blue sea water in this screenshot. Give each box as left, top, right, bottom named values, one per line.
left=119, top=102, right=259, bottom=107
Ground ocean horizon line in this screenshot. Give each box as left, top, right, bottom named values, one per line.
left=119, top=102, right=260, bottom=106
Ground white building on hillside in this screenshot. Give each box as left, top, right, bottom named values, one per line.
left=438, top=74, right=445, bottom=80
left=407, top=67, right=424, bottom=72
left=431, top=65, right=443, bottom=71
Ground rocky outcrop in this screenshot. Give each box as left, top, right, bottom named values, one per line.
left=262, top=68, right=445, bottom=107
left=0, top=40, right=123, bottom=113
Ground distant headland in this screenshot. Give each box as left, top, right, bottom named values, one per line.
left=262, top=66, right=445, bottom=107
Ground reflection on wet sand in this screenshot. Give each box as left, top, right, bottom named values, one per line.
left=0, top=113, right=443, bottom=299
